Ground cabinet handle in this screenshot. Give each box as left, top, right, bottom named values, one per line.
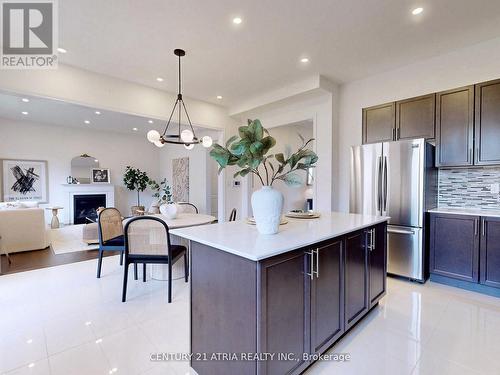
left=372, top=229, right=376, bottom=251
left=305, top=251, right=314, bottom=280
left=469, top=149, right=473, bottom=163
left=314, top=248, right=319, bottom=278
left=474, top=219, right=478, bottom=236
left=476, top=147, right=479, bottom=162
left=482, top=219, right=486, bottom=237
left=396, top=128, right=400, bottom=140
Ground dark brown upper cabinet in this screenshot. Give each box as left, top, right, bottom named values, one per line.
left=362, top=102, right=395, bottom=144
left=475, top=79, right=500, bottom=165
left=396, top=94, right=435, bottom=140
left=435, top=86, right=475, bottom=167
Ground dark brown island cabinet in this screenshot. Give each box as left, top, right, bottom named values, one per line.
left=430, top=212, right=500, bottom=296
left=171, top=215, right=388, bottom=375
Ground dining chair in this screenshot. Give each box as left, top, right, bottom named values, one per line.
left=229, top=208, right=237, bottom=222
left=176, top=202, right=199, bottom=214
left=122, top=216, right=188, bottom=303
left=97, top=208, right=138, bottom=279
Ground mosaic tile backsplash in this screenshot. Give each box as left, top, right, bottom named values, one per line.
left=438, top=168, right=500, bottom=209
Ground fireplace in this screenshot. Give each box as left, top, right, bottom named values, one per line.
left=73, top=194, right=106, bottom=224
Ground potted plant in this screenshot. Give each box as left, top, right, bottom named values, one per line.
left=210, top=119, right=318, bottom=234
left=123, top=166, right=149, bottom=216
left=148, top=178, right=176, bottom=217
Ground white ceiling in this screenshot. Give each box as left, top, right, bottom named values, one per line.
left=0, top=91, right=220, bottom=138
left=57, top=0, right=500, bottom=107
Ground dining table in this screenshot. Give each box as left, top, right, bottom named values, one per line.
left=123, top=212, right=216, bottom=280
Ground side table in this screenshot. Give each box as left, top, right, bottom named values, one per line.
left=45, top=206, right=64, bottom=229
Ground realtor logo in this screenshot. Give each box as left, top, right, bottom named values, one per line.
left=1, top=0, right=58, bottom=69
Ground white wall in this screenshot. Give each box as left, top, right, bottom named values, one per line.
left=0, top=118, right=160, bottom=223
left=338, top=36, right=500, bottom=212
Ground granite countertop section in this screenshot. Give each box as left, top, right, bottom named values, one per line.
left=170, top=211, right=389, bottom=261
left=428, top=207, right=500, bottom=218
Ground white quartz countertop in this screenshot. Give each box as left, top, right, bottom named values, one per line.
left=170, top=212, right=389, bottom=261
left=428, top=207, right=500, bottom=218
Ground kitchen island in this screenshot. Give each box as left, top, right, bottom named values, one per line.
left=170, top=212, right=388, bottom=375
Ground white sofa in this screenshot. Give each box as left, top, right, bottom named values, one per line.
left=0, top=204, right=50, bottom=254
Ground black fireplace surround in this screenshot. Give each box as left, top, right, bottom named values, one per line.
left=73, top=194, right=106, bottom=224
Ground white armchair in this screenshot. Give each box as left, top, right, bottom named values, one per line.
left=0, top=207, right=50, bottom=254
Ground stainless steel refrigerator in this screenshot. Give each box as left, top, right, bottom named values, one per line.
left=350, top=138, right=437, bottom=282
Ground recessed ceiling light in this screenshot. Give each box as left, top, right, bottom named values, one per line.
left=300, top=57, right=309, bottom=63
left=95, top=111, right=101, bottom=115
left=26, top=339, right=33, bottom=344
left=84, top=120, right=90, bottom=124
left=57, top=47, right=67, bottom=53
left=233, top=17, right=242, bottom=24
left=216, top=95, right=223, bottom=100
left=412, top=7, right=423, bottom=15
left=21, top=111, right=28, bottom=115
left=22, top=98, right=29, bottom=102
left=148, top=120, right=154, bottom=124
left=156, top=77, right=164, bottom=82
left=85, top=321, right=92, bottom=326
left=132, top=127, right=138, bottom=131
left=95, top=338, right=103, bottom=344
left=28, top=363, right=35, bottom=369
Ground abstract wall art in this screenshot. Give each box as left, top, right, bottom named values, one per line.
left=2, top=159, right=48, bottom=203
left=172, top=157, right=189, bottom=202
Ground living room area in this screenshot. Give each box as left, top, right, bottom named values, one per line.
left=0, top=89, right=223, bottom=275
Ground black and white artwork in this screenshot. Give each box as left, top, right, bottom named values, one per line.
left=2, top=159, right=48, bottom=202
left=91, top=168, right=110, bottom=184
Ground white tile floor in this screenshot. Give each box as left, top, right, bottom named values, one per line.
left=1, top=256, right=500, bottom=375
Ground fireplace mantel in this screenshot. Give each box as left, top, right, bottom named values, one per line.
left=62, top=184, right=115, bottom=224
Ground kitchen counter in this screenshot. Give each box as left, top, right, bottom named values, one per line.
left=172, top=211, right=389, bottom=375
left=428, top=207, right=500, bottom=218
left=170, top=211, right=389, bottom=261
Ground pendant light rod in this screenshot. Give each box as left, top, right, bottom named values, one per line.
left=147, top=48, right=213, bottom=148
left=159, top=49, right=199, bottom=145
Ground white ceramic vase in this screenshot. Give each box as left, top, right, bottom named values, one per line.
left=251, top=186, right=284, bottom=235
left=160, top=203, right=178, bottom=219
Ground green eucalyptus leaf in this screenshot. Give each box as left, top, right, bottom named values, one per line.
left=253, top=119, right=264, bottom=140
left=225, top=135, right=239, bottom=148
left=283, top=173, right=303, bottom=187
left=250, top=141, right=264, bottom=154
left=240, top=168, right=251, bottom=177
left=275, top=153, right=286, bottom=164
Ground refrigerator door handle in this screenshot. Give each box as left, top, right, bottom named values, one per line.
left=388, top=227, right=415, bottom=235
left=383, top=156, right=388, bottom=212
left=377, top=156, right=382, bottom=212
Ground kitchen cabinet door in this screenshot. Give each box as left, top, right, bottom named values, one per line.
left=259, top=250, right=311, bottom=375
left=396, top=94, right=435, bottom=140
left=480, top=217, right=500, bottom=289
left=430, top=213, right=479, bottom=282
left=436, top=86, right=474, bottom=167
left=369, top=223, right=387, bottom=307
left=475, top=80, right=500, bottom=165
left=362, top=103, right=395, bottom=144
left=310, top=239, right=344, bottom=354
left=344, top=229, right=369, bottom=329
